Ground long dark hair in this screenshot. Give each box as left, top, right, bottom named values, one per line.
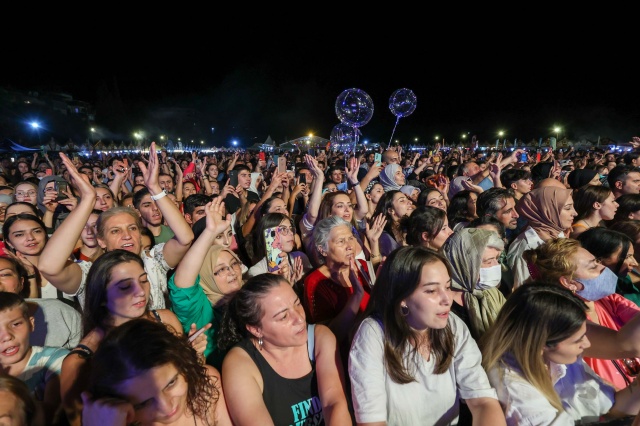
left=373, top=190, right=404, bottom=243
left=577, top=227, right=632, bottom=275
left=367, top=246, right=455, bottom=383
left=2, top=213, right=48, bottom=255
left=88, top=319, right=217, bottom=425
left=404, top=206, right=446, bottom=247
left=218, top=273, right=287, bottom=351
left=251, top=213, right=293, bottom=263
left=82, top=250, right=147, bottom=336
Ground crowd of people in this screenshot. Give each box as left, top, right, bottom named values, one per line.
left=3, top=140, right=640, bottom=425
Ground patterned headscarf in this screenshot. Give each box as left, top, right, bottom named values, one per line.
left=442, top=227, right=506, bottom=340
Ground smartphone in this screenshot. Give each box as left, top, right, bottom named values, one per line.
left=519, top=152, right=529, bottom=162
left=308, top=148, right=315, bottom=157
left=45, top=168, right=53, bottom=176
left=432, top=156, right=441, bottom=163
left=259, top=152, right=266, bottom=161
left=56, top=181, right=69, bottom=200
left=278, top=156, right=287, bottom=174
left=374, top=153, right=382, bottom=165
left=299, top=173, right=306, bottom=185
left=264, top=227, right=285, bottom=272
left=188, top=324, right=209, bottom=343
left=229, top=170, right=239, bottom=187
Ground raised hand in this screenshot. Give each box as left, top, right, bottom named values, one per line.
left=345, top=156, right=360, bottom=185
left=205, top=197, right=231, bottom=236
left=187, top=322, right=211, bottom=357
left=59, top=152, right=95, bottom=199
left=305, top=154, right=323, bottom=179
left=365, top=213, right=387, bottom=244
left=138, top=142, right=161, bottom=194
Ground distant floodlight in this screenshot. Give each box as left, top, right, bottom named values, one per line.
left=30, top=121, right=40, bottom=129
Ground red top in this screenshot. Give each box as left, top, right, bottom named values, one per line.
left=303, top=259, right=371, bottom=324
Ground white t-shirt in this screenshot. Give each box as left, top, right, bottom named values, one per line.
left=349, top=314, right=498, bottom=425
left=71, top=243, right=171, bottom=310
left=488, top=355, right=614, bottom=426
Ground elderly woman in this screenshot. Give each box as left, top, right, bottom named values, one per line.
left=303, top=216, right=374, bottom=345
left=506, top=186, right=577, bottom=288
left=379, top=163, right=405, bottom=192
left=441, top=227, right=507, bottom=340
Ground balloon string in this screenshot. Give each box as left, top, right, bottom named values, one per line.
left=388, top=117, right=400, bottom=145
left=353, top=126, right=359, bottom=156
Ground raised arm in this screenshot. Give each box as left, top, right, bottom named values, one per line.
left=345, top=157, right=368, bottom=221
left=241, top=171, right=287, bottom=237
left=139, top=143, right=193, bottom=267
left=173, top=198, right=231, bottom=288
left=304, top=155, right=325, bottom=227
left=38, top=153, right=96, bottom=294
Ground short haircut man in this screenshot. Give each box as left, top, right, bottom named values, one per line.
left=183, top=194, right=211, bottom=226
left=608, top=165, right=640, bottom=198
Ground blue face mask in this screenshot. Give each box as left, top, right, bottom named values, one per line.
left=575, top=267, right=618, bottom=301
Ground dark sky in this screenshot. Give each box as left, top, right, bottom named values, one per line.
left=4, top=39, right=640, bottom=146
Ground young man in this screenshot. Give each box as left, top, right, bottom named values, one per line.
left=133, top=188, right=175, bottom=244
left=608, top=165, right=640, bottom=199
left=183, top=194, right=211, bottom=227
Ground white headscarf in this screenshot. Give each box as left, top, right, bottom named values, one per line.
left=379, top=164, right=402, bottom=192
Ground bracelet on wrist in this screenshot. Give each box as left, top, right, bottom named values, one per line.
left=150, top=190, right=167, bottom=201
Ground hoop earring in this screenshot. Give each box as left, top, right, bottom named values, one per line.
left=400, top=304, right=410, bottom=316
left=258, top=337, right=263, bottom=349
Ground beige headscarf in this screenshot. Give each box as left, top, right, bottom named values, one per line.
left=516, top=186, right=573, bottom=242
left=199, top=246, right=245, bottom=307
left=442, top=228, right=506, bottom=340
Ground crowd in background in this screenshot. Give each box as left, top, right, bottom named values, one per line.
left=3, top=139, right=640, bottom=425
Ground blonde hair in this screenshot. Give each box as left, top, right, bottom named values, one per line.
left=480, top=284, right=588, bottom=412
left=521, top=238, right=581, bottom=284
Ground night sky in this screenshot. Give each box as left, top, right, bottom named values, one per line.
left=3, top=39, right=640, bottom=146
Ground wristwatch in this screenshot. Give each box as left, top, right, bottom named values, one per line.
left=150, top=190, right=167, bottom=201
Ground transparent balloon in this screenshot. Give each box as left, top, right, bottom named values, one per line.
left=389, top=88, right=417, bottom=118
left=330, top=123, right=361, bottom=148
left=335, top=88, right=374, bottom=128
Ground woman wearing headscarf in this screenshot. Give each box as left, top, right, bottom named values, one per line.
left=506, top=186, right=577, bottom=289
left=441, top=228, right=507, bottom=340
left=169, top=198, right=247, bottom=370
left=379, top=163, right=405, bottom=192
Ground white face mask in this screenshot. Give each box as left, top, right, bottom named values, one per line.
left=477, top=264, right=502, bottom=290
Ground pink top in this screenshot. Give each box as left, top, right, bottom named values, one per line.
left=583, top=293, right=640, bottom=390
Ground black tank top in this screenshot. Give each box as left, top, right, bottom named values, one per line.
left=235, top=324, right=324, bottom=426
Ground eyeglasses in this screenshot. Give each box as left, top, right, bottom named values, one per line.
left=15, top=191, right=36, bottom=197
left=213, top=260, right=242, bottom=277
left=277, top=225, right=295, bottom=236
